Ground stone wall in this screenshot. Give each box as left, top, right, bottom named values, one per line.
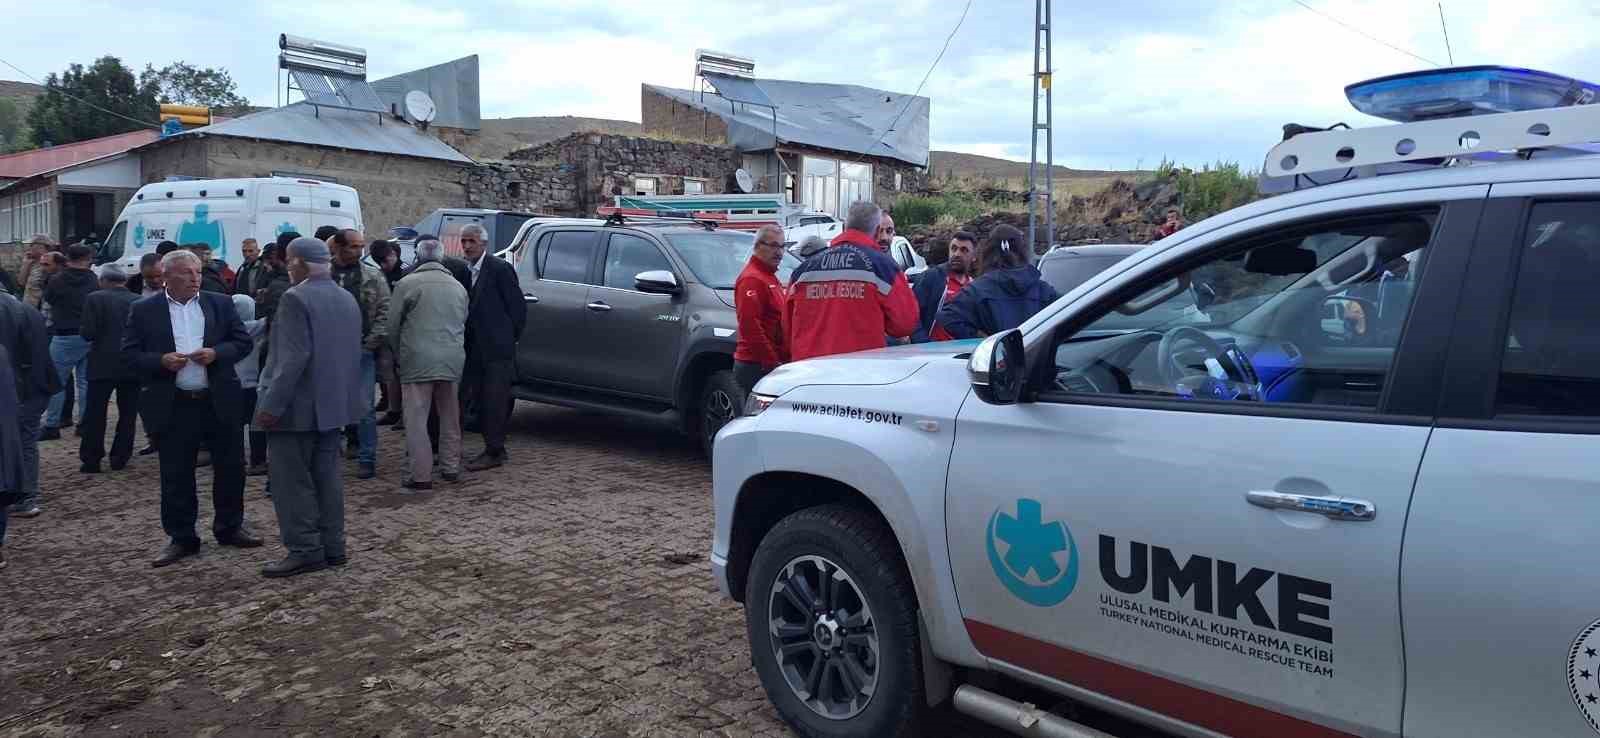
left=640, top=87, right=730, bottom=146
left=140, top=137, right=471, bottom=232
left=474, top=132, right=741, bottom=216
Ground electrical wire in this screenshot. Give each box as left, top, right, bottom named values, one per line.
left=0, top=55, right=161, bottom=132
left=855, top=0, right=973, bottom=164
left=1437, top=2, right=1456, bottom=66
left=1291, top=0, right=1441, bottom=68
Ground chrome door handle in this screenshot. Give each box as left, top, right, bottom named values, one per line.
left=523, top=294, right=540, bottom=303
left=586, top=301, right=612, bottom=312
left=1246, top=491, right=1376, bottom=521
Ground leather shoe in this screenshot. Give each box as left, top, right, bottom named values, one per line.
left=246, top=463, right=268, bottom=477
left=217, top=529, right=264, bottom=548
left=326, top=555, right=348, bottom=567
left=377, top=412, right=401, bottom=426
left=138, top=444, right=157, bottom=456
left=109, top=457, right=129, bottom=471
left=195, top=450, right=211, bottom=468
left=38, top=427, right=60, bottom=441
left=357, top=463, right=376, bottom=480
left=152, top=543, right=200, bottom=568
left=464, top=452, right=504, bottom=472
left=80, top=461, right=102, bottom=474
left=401, top=479, right=433, bottom=491
left=441, top=471, right=461, bottom=483
left=262, top=555, right=328, bottom=578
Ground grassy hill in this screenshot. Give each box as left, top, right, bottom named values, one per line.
left=464, top=116, right=642, bottom=160
left=930, top=150, right=1133, bottom=181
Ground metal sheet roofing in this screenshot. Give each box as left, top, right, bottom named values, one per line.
left=646, top=78, right=929, bottom=167
left=0, top=129, right=158, bottom=179
left=170, top=102, right=474, bottom=164
left=371, top=55, right=482, bottom=131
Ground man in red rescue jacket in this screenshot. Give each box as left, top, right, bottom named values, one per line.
left=733, top=225, right=790, bottom=394
left=786, top=201, right=919, bottom=361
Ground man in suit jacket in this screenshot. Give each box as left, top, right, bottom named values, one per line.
left=77, top=265, right=141, bottom=473
left=254, top=237, right=364, bottom=578
left=458, top=223, right=525, bottom=471
left=122, top=250, right=261, bottom=568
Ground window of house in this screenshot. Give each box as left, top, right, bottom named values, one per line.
left=802, top=157, right=873, bottom=218
left=634, top=177, right=657, bottom=197
left=895, top=172, right=903, bottom=191
left=1495, top=200, right=1600, bottom=417
left=683, top=179, right=705, bottom=195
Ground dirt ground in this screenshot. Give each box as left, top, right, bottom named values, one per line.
left=0, top=404, right=1015, bottom=737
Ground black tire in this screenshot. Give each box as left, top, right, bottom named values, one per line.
left=745, top=504, right=929, bottom=738
left=698, top=369, right=742, bottom=455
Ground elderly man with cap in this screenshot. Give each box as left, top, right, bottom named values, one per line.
left=123, top=250, right=259, bottom=567
left=254, top=237, right=364, bottom=578
left=77, top=265, right=141, bottom=473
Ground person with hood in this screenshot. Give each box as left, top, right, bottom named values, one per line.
left=911, top=231, right=976, bottom=342
left=937, top=225, right=1061, bottom=340
left=785, top=201, right=919, bottom=361
left=231, top=294, right=269, bottom=477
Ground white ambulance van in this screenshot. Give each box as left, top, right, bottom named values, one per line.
left=95, top=177, right=363, bottom=275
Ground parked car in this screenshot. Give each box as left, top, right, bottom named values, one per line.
left=1037, top=243, right=1142, bottom=294
left=510, top=217, right=799, bottom=452
left=711, top=84, right=1600, bottom=737
left=403, top=208, right=542, bottom=265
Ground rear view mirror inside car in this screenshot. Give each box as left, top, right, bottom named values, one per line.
left=1245, top=243, right=1319, bottom=275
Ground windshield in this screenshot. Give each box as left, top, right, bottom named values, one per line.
left=666, top=231, right=800, bottom=288
left=1039, top=254, right=1130, bottom=295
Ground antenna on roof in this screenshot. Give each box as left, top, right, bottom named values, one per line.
left=279, top=33, right=387, bottom=123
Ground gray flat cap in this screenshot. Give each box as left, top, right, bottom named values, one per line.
left=98, top=263, right=128, bottom=282
left=287, top=236, right=332, bottom=264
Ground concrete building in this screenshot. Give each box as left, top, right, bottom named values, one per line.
left=0, top=130, right=160, bottom=247
left=641, top=78, right=930, bottom=217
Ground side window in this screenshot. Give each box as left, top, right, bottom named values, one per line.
left=538, top=231, right=598, bottom=284
left=602, top=233, right=672, bottom=290
left=1045, top=213, right=1436, bottom=411
left=1495, top=201, right=1600, bottom=417
left=440, top=214, right=485, bottom=258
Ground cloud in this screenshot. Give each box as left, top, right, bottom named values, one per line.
left=4, top=0, right=1598, bottom=171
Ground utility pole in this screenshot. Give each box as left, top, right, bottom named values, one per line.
left=1027, top=0, right=1054, bottom=254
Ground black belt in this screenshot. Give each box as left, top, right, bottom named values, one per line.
left=175, top=389, right=211, bottom=402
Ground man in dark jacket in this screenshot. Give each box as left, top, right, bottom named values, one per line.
left=41, top=244, right=100, bottom=437
left=936, top=225, right=1062, bottom=340
left=189, top=243, right=231, bottom=294
left=232, top=238, right=264, bottom=296
left=458, top=223, right=525, bottom=470
left=911, top=232, right=976, bottom=343
left=77, top=265, right=140, bottom=473
left=123, top=250, right=262, bottom=567
left=255, top=237, right=365, bottom=577
left=0, top=288, right=58, bottom=525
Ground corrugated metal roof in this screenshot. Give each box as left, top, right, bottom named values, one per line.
left=0, top=129, right=159, bottom=178
left=646, top=78, right=929, bottom=167
left=171, top=102, right=474, bottom=164
left=371, top=55, right=482, bottom=131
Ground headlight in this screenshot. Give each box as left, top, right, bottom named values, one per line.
left=744, top=392, right=777, bottom=416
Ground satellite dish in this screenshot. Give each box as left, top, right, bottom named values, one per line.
left=404, top=90, right=438, bottom=124
left=734, top=168, right=755, bottom=193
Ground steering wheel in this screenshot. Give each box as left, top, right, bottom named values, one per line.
left=1155, top=326, right=1262, bottom=401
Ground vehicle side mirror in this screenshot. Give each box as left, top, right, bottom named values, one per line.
left=969, top=329, right=1026, bottom=405
left=635, top=270, right=681, bottom=294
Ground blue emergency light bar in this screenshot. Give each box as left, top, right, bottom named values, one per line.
left=1346, top=65, right=1600, bottom=122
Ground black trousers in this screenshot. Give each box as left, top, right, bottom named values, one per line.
left=79, top=379, right=139, bottom=465
left=462, top=358, right=514, bottom=457
left=733, top=361, right=773, bottom=396
left=242, top=388, right=267, bottom=467
left=158, top=396, right=246, bottom=546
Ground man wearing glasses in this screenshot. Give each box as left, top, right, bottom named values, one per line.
left=458, top=224, right=525, bottom=471
left=734, top=225, right=789, bottom=395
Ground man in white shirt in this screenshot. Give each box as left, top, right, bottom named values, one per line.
left=122, top=250, right=260, bottom=568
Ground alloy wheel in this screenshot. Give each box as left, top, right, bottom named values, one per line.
left=766, top=554, right=880, bottom=720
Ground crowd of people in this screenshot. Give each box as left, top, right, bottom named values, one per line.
left=0, top=223, right=525, bottom=577
left=731, top=200, right=1060, bottom=395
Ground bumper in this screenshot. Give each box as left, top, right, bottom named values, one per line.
left=710, top=416, right=765, bottom=601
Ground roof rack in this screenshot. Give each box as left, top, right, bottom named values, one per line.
left=1260, top=103, right=1600, bottom=193
left=596, top=206, right=726, bottom=230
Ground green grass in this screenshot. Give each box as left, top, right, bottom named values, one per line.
left=1153, top=158, right=1260, bottom=219
left=894, top=192, right=993, bottom=227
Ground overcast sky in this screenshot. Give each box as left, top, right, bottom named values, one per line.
left=6, top=0, right=1599, bottom=170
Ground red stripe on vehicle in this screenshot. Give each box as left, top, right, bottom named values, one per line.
left=963, top=619, right=1358, bottom=738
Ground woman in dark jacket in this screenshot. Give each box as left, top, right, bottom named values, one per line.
left=937, top=225, right=1061, bottom=339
